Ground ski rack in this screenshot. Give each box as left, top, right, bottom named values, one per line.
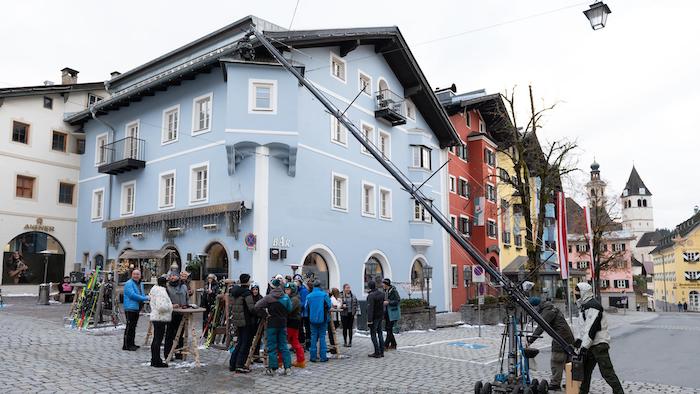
left=250, top=27, right=574, bottom=356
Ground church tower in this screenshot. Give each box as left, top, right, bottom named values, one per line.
left=621, top=166, right=654, bottom=240
left=586, top=160, right=606, bottom=208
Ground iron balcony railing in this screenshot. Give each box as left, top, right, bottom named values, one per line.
left=374, top=88, right=407, bottom=126
left=98, top=136, right=146, bottom=175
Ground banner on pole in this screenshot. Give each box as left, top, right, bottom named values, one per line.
left=583, top=206, right=595, bottom=279
left=556, top=192, right=570, bottom=280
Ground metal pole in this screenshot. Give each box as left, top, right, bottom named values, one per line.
left=43, top=254, right=49, bottom=284
left=427, top=277, right=430, bottom=306
left=251, top=27, right=575, bottom=357
left=478, top=301, right=482, bottom=337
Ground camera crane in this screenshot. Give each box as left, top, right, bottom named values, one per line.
left=249, top=26, right=575, bottom=391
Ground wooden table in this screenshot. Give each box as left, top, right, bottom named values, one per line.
left=165, top=307, right=206, bottom=366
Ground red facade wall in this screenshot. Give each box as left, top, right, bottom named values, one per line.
left=447, top=110, right=500, bottom=311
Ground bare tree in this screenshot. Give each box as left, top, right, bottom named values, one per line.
left=491, top=85, right=578, bottom=288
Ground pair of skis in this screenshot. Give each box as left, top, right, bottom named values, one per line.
left=71, top=267, right=101, bottom=329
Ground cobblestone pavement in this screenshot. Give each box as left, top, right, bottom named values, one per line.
left=1, top=298, right=698, bottom=394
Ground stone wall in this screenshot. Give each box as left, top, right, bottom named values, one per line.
left=398, top=306, right=436, bottom=331
left=459, top=303, right=506, bottom=325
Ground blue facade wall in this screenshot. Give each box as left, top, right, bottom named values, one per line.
left=76, top=44, right=451, bottom=309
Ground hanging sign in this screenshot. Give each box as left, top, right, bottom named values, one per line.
left=244, top=233, right=257, bottom=250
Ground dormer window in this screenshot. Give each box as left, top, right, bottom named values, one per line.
left=623, top=189, right=629, bottom=196
left=639, top=187, right=645, bottom=194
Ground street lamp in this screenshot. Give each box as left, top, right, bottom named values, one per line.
left=197, top=252, right=207, bottom=280
left=583, top=2, right=612, bottom=30
left=424, top=264, right=433, bottom=306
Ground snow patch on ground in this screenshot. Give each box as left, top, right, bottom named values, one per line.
left=3, top=293, right=38, bottom=297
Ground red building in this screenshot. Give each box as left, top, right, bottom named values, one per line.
left=437, top=87, right=511, bottom=311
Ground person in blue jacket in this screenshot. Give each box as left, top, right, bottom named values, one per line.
left=295, top=275, right=309, bottom=349
left=305, top=279, right=332, bottom=362
left=123, top=269, right=149, bottom=351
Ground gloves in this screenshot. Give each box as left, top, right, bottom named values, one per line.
left=526, top=336, right=536, bottom=345
left=574, top=338, right=582, bottom=348
left=578, top=346, right=588, bottom=360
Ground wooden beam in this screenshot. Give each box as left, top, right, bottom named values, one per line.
left=404, top=84, right=422, bottom=97
left=340, top=40, right=360, bottom=57
left=374, top=39, right=395, bottom=54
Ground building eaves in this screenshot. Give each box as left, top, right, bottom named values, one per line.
left=0, top=82, right=105, bottom=99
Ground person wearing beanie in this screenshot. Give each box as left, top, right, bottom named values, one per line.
left=382, top=278, right=400, bottom=350
left=249, top=282, right=264, bottom=363
left=255, top=277, right=293, bottom=375
left=304, top=279, right=331, bottom=362
left=149, top=275, right=173, bottom=368
left=228, top=273, right=256, bottom=373
left=164, top=271, right=188, bottom=360
left=366, top=280, right=385, bottom=358
left=201, top=274, right=219, bottom=328
left=526, top=296, right=573, bottom=391
left=295, top=276, right=310, bottom=350
left=281, top=282, right=305, bottom=368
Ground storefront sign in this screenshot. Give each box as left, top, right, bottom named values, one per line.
left=684, top=271, right=700, bottom=281
left=271, top=236, right=292, bottom=248
left=24, top=217, right=54, bottom=232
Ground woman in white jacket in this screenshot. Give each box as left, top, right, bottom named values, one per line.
left=149, top=275, right=173, bottom=367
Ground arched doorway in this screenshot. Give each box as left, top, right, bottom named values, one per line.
left=303, top=252, right=329, bottom=289
left=690, top=291, right=699, bottom=312
left=411, top=258, right=426, bottom=293
left=2, top=232, right=65, bottom=285
left=162, top=246, right=181, bottom=275
left=204, top=242, right=229, bottom=279
left=363, top=257, right=384, bottom=292
left=94, top=254, right=104, bottom=270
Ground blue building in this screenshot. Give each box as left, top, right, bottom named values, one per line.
left=66, top=16, right=459, bottom=310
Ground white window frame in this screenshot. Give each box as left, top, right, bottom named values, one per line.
left=91, top=188, right=105, bottom=222
left=248, top=79, right=278, bottom=114
left=486, top=183, right=496, bottom=202
left=413, top=199, right=433, bottom=223
left=189, top=161, right=210, bottom=205
left=411, top=145, right=432, bottom=171
left=450, top=215, right=457, bottom=229
left=487, top=219, right=497, bottom=239
left=191, top=92, right=213, bottom=135
left=465, top=111, right=472, bottom=128
left=331, top=172, right=349, bottom=212
left=94, top=132, right=108, bottom=166
left=361, top=181, right=376, bottom=218
left=161, top=105, right=180, bottom=145
left=158, top=170, right=176, bottom=210
left=485, top=148, right=496, bottom=167
left=459, top=215, right=470, bottom=236
left=379, top=187, right=392, bottom=221
left=330, top=52, right=347, bottom=83
left=378, top=129, right=391, bottom=159
left=360, top=122, right=375, bottom=155
left=405, top=99, right=416, bottom=121
left=449, top=176, right=456, bottom=193
left=614, top=279, right=627, bottom=289
left=358, top=70, right=372, bottom=96
left=330, top=115, right=348, bottom=147
left=458, top=177, right=469, bottom=199
left=451, top=265, right=458, bottom=288
left=120, top=181, right=136, bottom=217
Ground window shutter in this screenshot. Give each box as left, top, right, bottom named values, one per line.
left=484, top=148, right=488, bottom=163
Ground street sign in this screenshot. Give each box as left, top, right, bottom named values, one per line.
left=478, top=283, right=484, bottom=295
left=478, top=295, right=485, bottom=305
left=473, top=265, right=485, bottom=283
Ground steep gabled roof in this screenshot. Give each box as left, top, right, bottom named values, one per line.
left=651, top=211, right=700, bottom=254
left=437, top=89, right=513, bottom=135
left=636, top=230, right=665, bottom=248
left=622, top=166, right=652, bottom=197
left=0, top=82, right=104, bottom=99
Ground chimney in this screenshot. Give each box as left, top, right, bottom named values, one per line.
left=694, top=205, right=699, bottom=215
left=61, top=67, right=79, bottom=85
left=110, top=71, right=121, bottom=79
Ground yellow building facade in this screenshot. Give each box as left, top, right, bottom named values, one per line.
left=651, top=211, right=700, bottom=312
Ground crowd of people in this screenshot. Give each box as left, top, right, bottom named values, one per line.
left=225, top=273, right=398, bottom=376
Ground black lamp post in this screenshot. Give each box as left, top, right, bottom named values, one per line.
left=424, top=264, right=433, bottom=306
left=366, top=259, right=379, bottom=291
left=40, top=250, right=52, bottom=284
left=197, top=253, right=207, bottom=280
left=583, top=2, right=612, bottom=30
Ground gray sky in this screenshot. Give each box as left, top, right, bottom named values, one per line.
left=2, top=1, right=697, bottom=229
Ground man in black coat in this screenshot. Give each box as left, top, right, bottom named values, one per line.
left=366, top=280, right=385, bottom=358
left=527, top=297, right=575, bottom=391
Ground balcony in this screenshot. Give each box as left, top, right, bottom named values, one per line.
left=374, top=89, right=407, bottom=126
left=98, top=137, right=146, bottom=175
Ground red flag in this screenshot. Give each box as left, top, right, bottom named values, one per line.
left=556, top=192, right=570, bottom=279
left=583, top=206, right=595, bottom=279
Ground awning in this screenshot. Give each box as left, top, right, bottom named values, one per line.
left=119, top=249, right=170, bottom=260
left=502, top=256, right=529, bottom=274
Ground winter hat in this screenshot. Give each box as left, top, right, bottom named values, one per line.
left=251, top=282, right=260, bottom=290
left=368, top=280, right=377, bottom=290
left=285, top=282, right=297, bottom=293
left=382, top=278, right=391, bottom=286
left=271, top=278, right=282, bottom=288
left=207, top=274, right=217, bottom=281
left=313, top=279, right=322, bottom=288
left=239, top=273, right=251, bottom=286
left=157, top=275, right=168, bottom=287
left=293, top=274, right=303, bottom=282
left=528, top=296, right=541, bottom=307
